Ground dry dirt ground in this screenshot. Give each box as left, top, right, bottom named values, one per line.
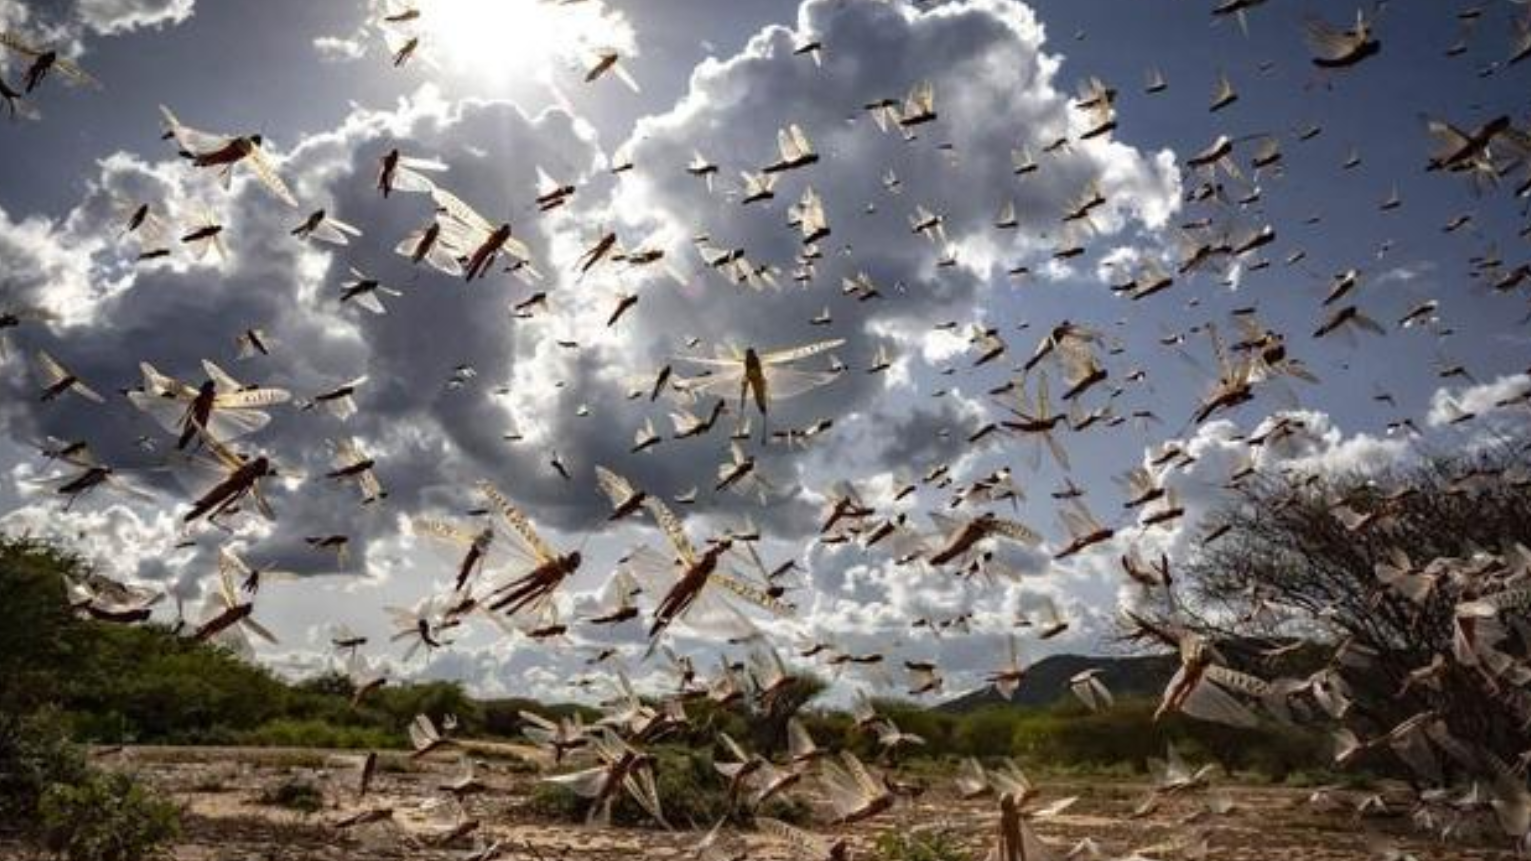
left=18, top=745, right=1521, bottom=861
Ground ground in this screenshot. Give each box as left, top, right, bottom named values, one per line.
left=12, top=746, right=1519, bottom=861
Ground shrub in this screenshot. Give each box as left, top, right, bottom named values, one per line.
left=259, top=777, right=325, bottom=814
left=953, top=707, right=1028, bottom=758
left=38, top=771, right=180, bottom=861
left=875, top=705, right=958, bottom=758
left=526, top=781, right=588, bottom=822
left=651, top=747, right=731, bottom=826
left=0, top=540, right=82, bottom=713
left=236, top=718, right=398, bottom=750
left=1168, top=448, right=1531, bottom=769
left=1013, top=702, right=1173, bottom=768
left=531, top=746, right=726, bottom=828
left=874, top=828, right=976, bottom=861
left=1, top=703, right=179, bottom=860
left=0, top=709, right=89, bottom=833
left=530, top=746, right=810, bottom=829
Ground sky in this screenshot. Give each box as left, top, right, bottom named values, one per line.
left=0, top=0, right=1528, bottom=704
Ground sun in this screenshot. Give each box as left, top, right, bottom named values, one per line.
left=410, top=0, right=629, bottom=83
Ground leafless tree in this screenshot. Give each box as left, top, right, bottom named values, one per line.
left=1155, top=444, right=1531, bottom=771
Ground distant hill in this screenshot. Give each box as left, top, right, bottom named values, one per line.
left=936, top=651, right=1179, bottom=713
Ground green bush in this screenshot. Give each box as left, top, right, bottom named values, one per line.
left=875, top=704, right=957, bottom=757
left=236, top=718, right=397, bottom=750
left=0, top=537, right=501, bottom=750
left=0, top=709, right=89, bottom=831
left=526, top=780, right=589, bottom=822
left=531, top=746, right=810, bottom=829
left=2, top=707, right=180, bottom=860
left=531, top=746, right=725, bottom=828
left=953, top=707, right=1026, bottom=758
left=39, top=771, right=180, bottom=861
left=874, top=828, right=975, bottom=861
left=999, top=698, right=1328, bottom=777
left=259, top=777, right=325, bottom=814
left=0, top=540, right=83, bottom=713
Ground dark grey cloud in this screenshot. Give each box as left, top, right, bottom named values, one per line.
left=524, top=0, right=1180, bottom=533
left=1, top=91, right=608, bottom=584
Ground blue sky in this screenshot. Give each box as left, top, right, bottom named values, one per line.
left=0, top=0, right=1527, bottom=702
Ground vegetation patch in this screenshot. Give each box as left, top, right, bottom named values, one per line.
left=38, top=771, right=181, bottom=861
left=530, top=745, right=810, bottom=828
left=258, top=776, right=326, bottom=814
left=874, top=828, right=977, bottom=861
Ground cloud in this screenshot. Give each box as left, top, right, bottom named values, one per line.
left=75, top=0, right=194, bottom=35
left=780, top=400, right=1430, bottom=690
left=535, top=0, right=1184, bottom=524
left=0, top=497, right=188, bottom=591
left=0, top=205, right=105, bottom=328
left=0, top=0, right=1207, bottom=701
left=0, top=0, right=194, bottom=43
left=1028, top=408, right=1422, bottom=621
left=1250, top=410, right=1413, bottom=478
left=0, top=0, right=1196, bottom=699
left=1428, top=373, right=1531, bottom=428
left=312, top=35, right=367, bottom=64
left=1, top=85, right=611, bottom=587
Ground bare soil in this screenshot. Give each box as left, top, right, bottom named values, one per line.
left=12, top=746, right=1518, bottom=861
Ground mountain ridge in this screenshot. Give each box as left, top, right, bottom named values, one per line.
left=935, top=650, right=1179, bottom=712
